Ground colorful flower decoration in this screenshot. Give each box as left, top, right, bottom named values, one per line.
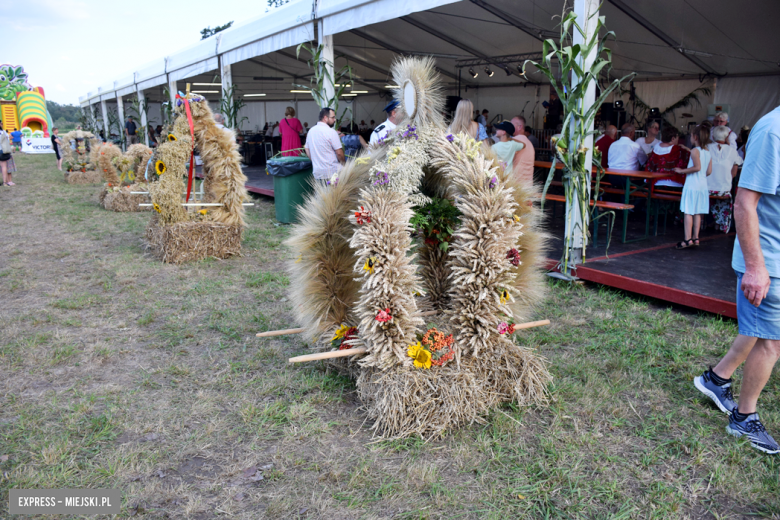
left=413, top=347, right=432, bottom=369
left=153, top=203, right=161, bottom=213
left=332, top=324, right=358, bottom=350
left=445, top=134, right=455, bottom=143
left=295, top=254, right=302, bottom=264
left=489, top=176, right=498, bottom=189
left=198, top=209, right=208, bottom=215
left=506, top=248, right=521, bottom=266
left=498, top=321, right=517, bottom=335
left=407, top=341, right=422, bottom=359
left=402, top=125, right=419, bottom=140
left=375, top=308, right=392, bottom=323
left=355, top=206, right=372, bottom=225
left=513, top=214, right=521, bottom=223
left=328, top=172, right=339, bottom=186
left=387, top=147, right=401, bottom=161
left=363, top=257, right=377, bottom=274
left=499, top=289, right=510, bottom=305
left=167, top=134, right=177, bottom=142
left=155, top=160, right=167, bottom=176
left=373, top=170, right=389, bottom=186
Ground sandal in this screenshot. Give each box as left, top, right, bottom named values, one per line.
left=676, top=239, right=694, bottom=249
left=6, top=181, right=14, bottom=186
left=692, top=238, right=700, bottom=247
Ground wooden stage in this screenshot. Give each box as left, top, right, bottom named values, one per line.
left=544, top=213, right=737, bottom=319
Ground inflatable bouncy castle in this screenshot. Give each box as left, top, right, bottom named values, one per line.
left=0, top=65, right=53, bottom=137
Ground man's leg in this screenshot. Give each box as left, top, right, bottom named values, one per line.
left=713, top=334, right=758, bottom=379
left=738, top=339, right=780, bottom=413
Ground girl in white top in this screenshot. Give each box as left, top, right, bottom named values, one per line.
left=706, top=125, right=743, bottom=233
left=637, top=120, right=660, bottom=157
left=673, top=125, right=712, bottom=249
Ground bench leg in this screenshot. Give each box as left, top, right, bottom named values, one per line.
left=593, top=207, right=600, bottom=248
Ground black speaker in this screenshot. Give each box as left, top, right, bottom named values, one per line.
left=445, top=96, right=461, bottom=114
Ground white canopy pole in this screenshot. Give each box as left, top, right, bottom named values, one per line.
left=100, top=99, right=110, bottom=141
left=116, top=94, right=126, bottom=151
left=219, top=54, right=233, bottom=126
left=137, top=88, right=149, bottom=146
left=566, top=0, right=598, bottom=262
left=318, top=19, right=336, bottom=106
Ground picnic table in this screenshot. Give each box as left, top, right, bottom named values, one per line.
left=534, top=161, right=668, bottom=243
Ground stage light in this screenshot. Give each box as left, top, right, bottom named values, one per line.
left=614, top=100, right=624, bottom=109
left=468, top=68, right=478, bottom=78
left=485, top=66, right=494, bottom=77
left=244, top=93, right=267, bottom=97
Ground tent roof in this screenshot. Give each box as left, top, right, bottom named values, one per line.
left=81, top=0, right=780, bottom=104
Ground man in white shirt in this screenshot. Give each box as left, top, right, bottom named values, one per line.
left=607, top=123, right=647, bottom=186
left=711, top=111, right=738, bottom=149
left=304, top=107, right=345, bottom=185
left=370, top=101, right=401, bottom=146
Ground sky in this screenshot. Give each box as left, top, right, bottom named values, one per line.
left=1, top=0, right=272, bottom=106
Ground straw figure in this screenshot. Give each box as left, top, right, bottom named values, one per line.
left=99, top=143, right=154, bottom=212
left=145, top=93, right=248, bottom=263
left=62, top=130, right=103, bottom=184
left=284, top=56, right=551, bottom=438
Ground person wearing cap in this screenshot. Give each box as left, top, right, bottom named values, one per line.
left=370, top=100, right=401, bottom=146
left=492, top=121, right=527, bottom=183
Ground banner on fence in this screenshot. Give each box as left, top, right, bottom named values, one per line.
left=22, top=138, right=53, bottom=154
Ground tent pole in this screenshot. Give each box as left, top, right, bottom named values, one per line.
left=100, top=99, right=109, bottom=142
left=116, top=93, right=126, bottom=152
left=318, top=20, right=335, bottom=107
left=565, top=0, right=598, bottom=270
left=137, top=88, right=149, bottom=147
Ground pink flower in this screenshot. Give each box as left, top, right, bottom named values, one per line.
left=498, top=322, right=509, bottom=335
left=375, top=308, right=393, bottom=323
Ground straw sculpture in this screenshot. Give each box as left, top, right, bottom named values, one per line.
left=283, top=56, right=551, bottom=438
left=97, top=143, right=122, bottom=184
left=145, top=93, right=247, bottom=263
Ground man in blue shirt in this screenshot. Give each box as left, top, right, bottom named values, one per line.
left=125, top=116, right=138, bottom=145
left=694, top=105, right=780, bottom=454
left=10, top=128, right=22, bottom=152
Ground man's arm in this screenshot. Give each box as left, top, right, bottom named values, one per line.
left=734, top=188, right=770, bottom=306
left=336, top=148, right=345, bottom=165
left=304, top=145, right=310, bottom=158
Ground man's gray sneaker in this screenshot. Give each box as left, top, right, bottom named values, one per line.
left=694, top=370, right=736, bottom=415
left=727, top=410, right=780, bottom=454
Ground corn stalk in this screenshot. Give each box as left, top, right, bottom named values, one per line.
left=219, top=84, right=248, bottom=130
left=295, top=42, right=353, bottom=128
left=523, top=7, right=633, bottom=276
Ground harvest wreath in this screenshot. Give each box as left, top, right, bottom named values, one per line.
left=259, top=57, right=551, bottom=439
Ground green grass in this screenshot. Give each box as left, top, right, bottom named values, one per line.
left=0, top=153, right=776, bottom=519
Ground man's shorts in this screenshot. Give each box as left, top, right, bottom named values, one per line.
left=737, top=271, right=780, bottom=340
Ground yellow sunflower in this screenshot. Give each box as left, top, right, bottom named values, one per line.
left=167, top=134, right=177, bottom=142
left=155, top=160, right=167, bottom=176
left=513, top=214, right=521, bottom=223
left=499, top=289, right=510, bottom=305
left=363, top=257, right=377, bottom=274
left=332, top=324, right=350, bottom=342
left=153, top=203, right=161, bottom=213
left=198, top=209, right=208, bottom=215
left=407, top=341, right=422, bottom=359
left=413, top=348, right=432, bottom=369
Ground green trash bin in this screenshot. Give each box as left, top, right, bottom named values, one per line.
left=266, top=156, right=314, bottom=224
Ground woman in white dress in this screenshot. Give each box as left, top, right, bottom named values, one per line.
left=706, top=125, right=743, bottom=233
left=673, top=125, right=712, bottom=249
left=638, top=120, right=660, bottom=157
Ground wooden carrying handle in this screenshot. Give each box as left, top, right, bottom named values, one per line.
left=289, top=347, right=367, bottom=363
left=256, top=327, right=305, bottom=337
left=287, top=319, right=550, bottom=363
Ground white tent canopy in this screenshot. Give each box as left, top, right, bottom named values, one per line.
left=81, top=0, right=780, bottom=132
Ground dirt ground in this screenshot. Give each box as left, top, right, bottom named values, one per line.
left=1, top=154, right=779, bottom=519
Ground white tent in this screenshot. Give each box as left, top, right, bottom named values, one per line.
left=81, top=0, right=780, bottom=134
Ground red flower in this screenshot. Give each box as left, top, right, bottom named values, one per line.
left=355, top=206, right=372, bottom=225
left=506, top=248, right=521, bottom=266
left=375, top=308, right=392, bottom=323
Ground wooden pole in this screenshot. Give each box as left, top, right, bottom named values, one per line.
left=286, top=319, right=551, bottom=363
left=512, top=319, right=550, bottom=331
left=289, top=347, right=367, bottom=363
left=256, top=327, right=305, bottom=337
left=138, top=203, right=255, bottom=207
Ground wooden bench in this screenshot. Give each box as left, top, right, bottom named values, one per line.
left=542, top=194, right=634, bottom=247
